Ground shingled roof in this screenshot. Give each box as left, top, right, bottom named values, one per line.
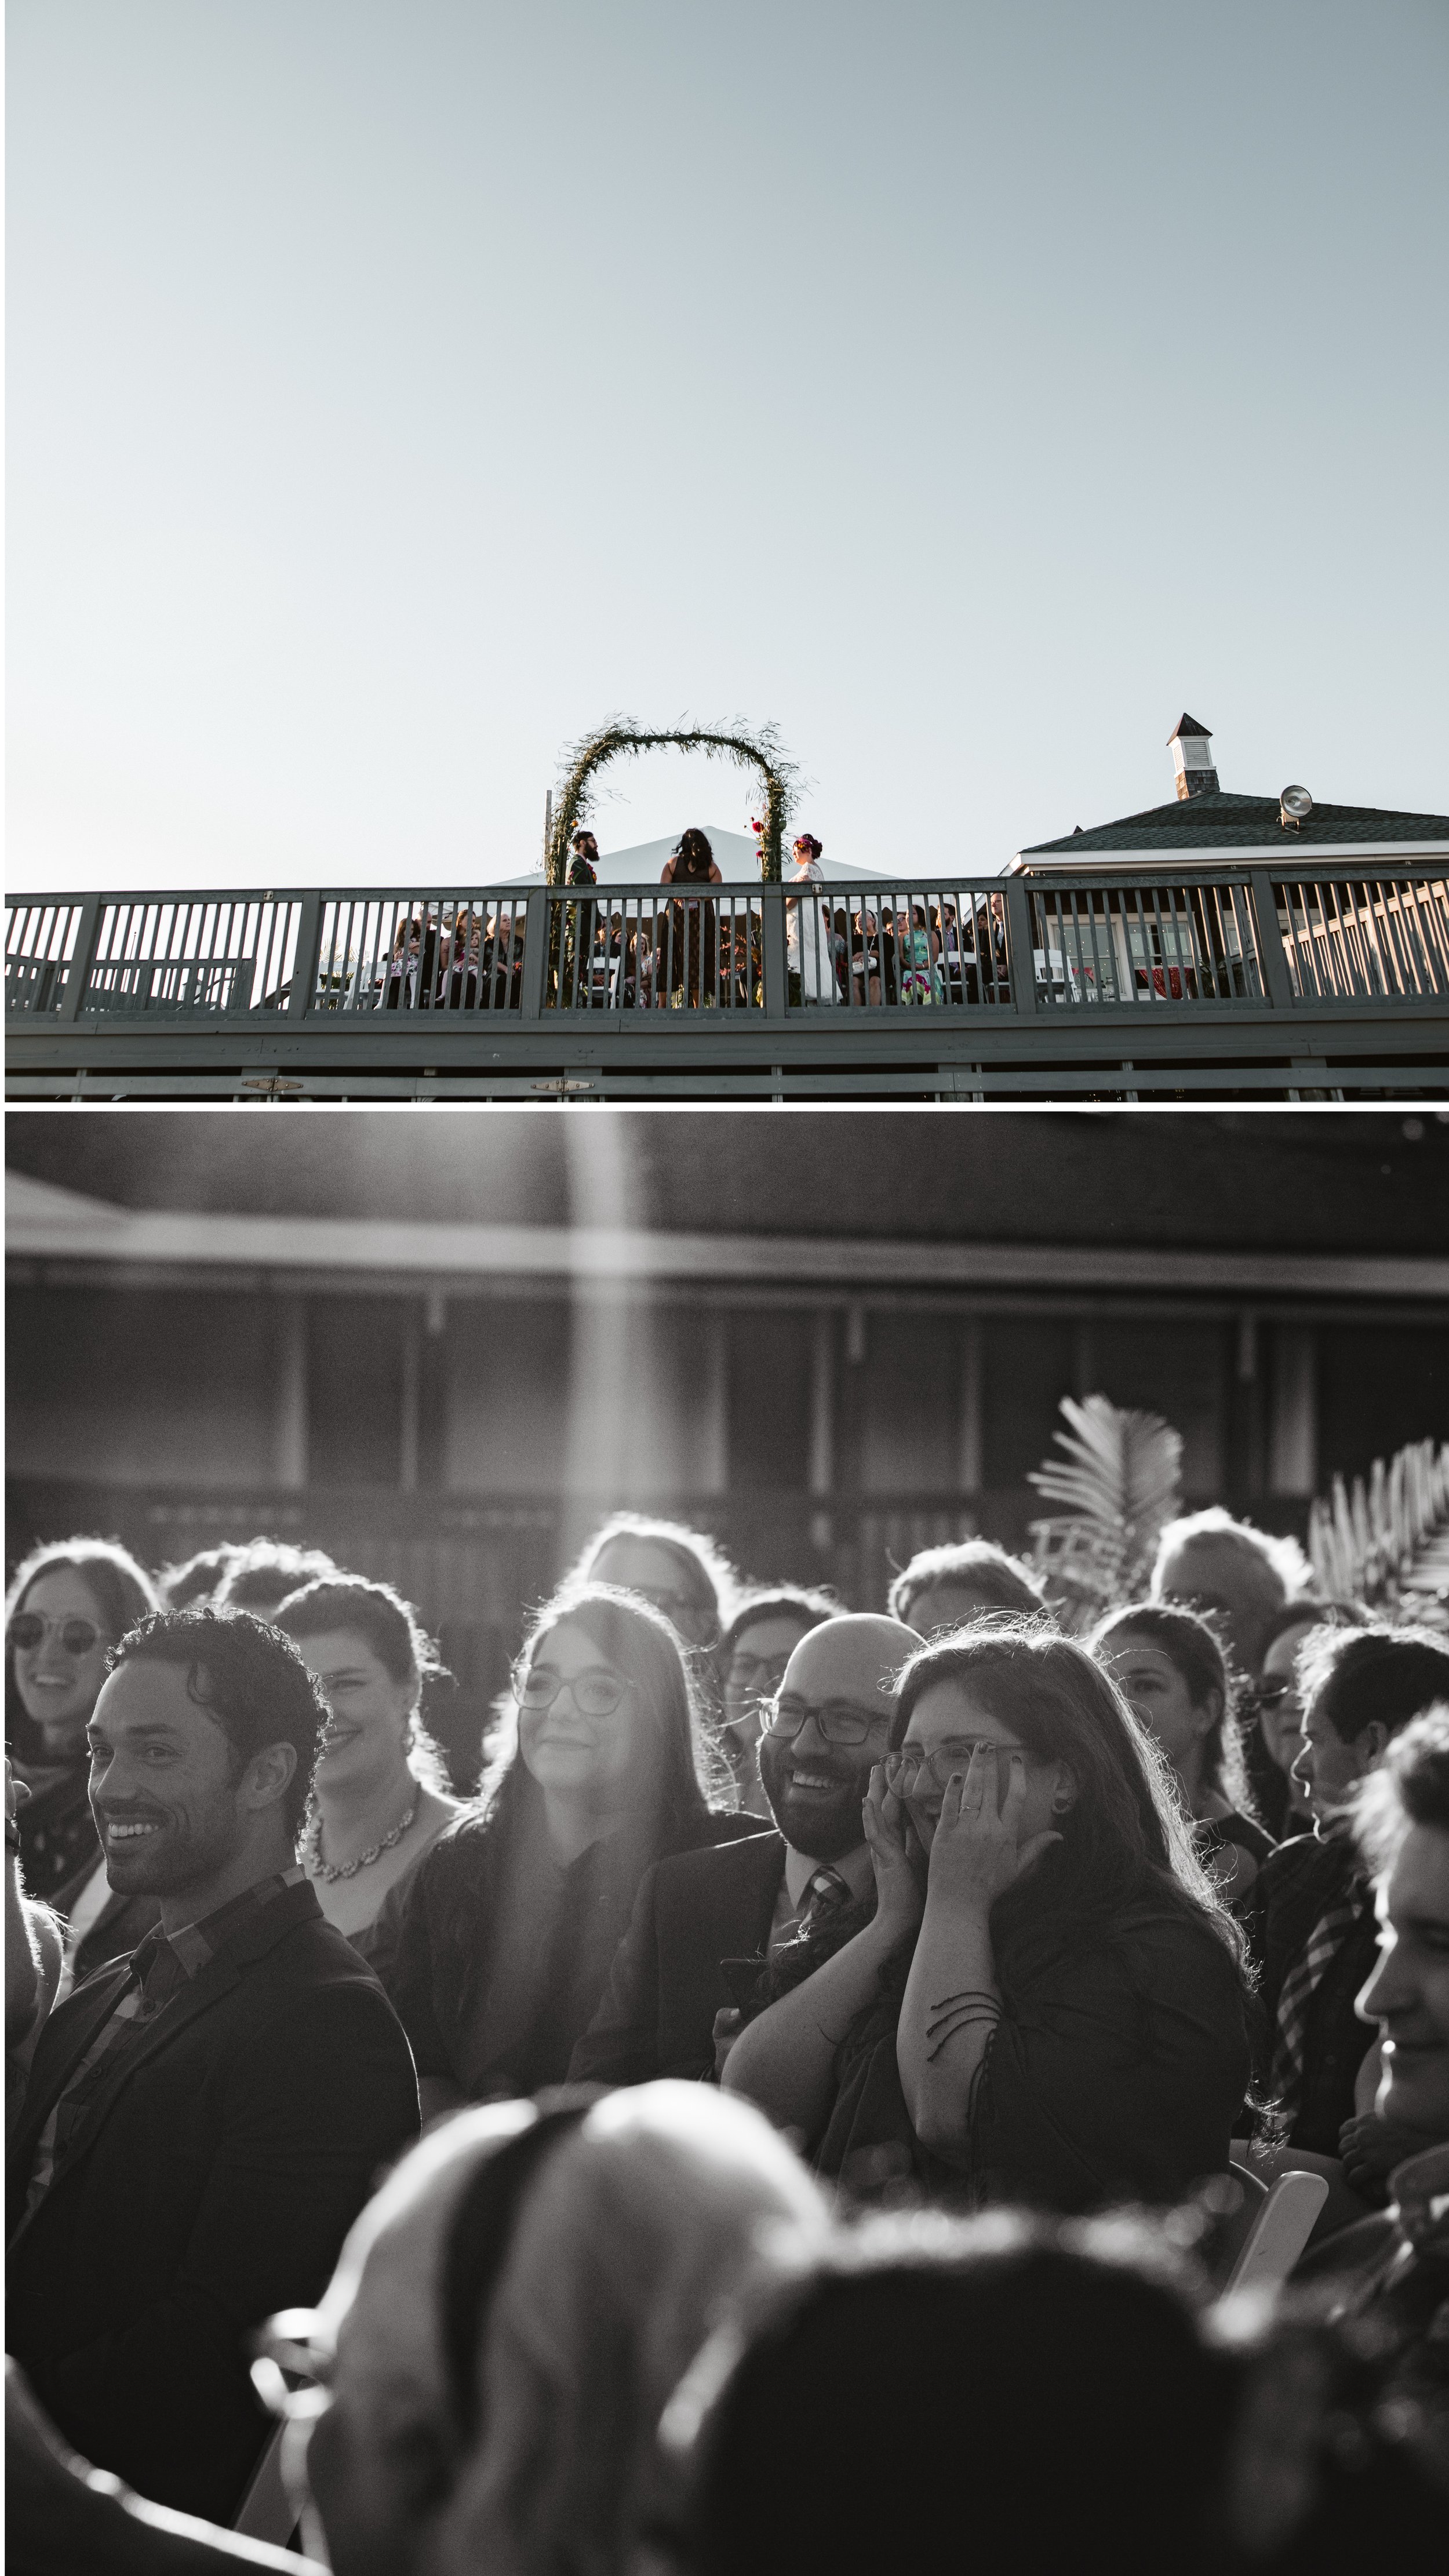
left=1021, top=790, right=1449, bottom=857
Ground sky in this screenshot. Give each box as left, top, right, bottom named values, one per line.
left=8, top=0, right=1448, bottom=895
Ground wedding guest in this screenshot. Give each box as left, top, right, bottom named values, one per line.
left=715, top=1585, right=839, bottom=1810
left=572, top=1512, right=735, bottom=1653
left=213, top=1540, right=341, bottom=1622
left=1244, top=1600, right=1366, bottom=1840
left=669, top=2213, right=1238, bottom=2576
left=1092, top=1603, right=1275, bottom=1902
left=6, top=1608, right=420, bottom=2523
left=6, top=1758, right=63, bottom=2070
left=1240, top=1625, right=1449, bottom=2156
left=571, top=1614, right=919, bottom=2089
left=275, top=1578, right=465, bottom=1953
left=367, top=1584, right=759, bottom=2120
left=157, top=1547, right=247, bottom=1613
left=1151, top=1507, right=1312, bottom=1680
left=6, top=1541, right=165, bottom=1985
left=657, top=830, right=721, bottom=1006
left=888, top=1538, right=1047, bottom=1638
left=724, top=1627, right=1249, bottom=2208
left=268, top=2082, right=827, bottom=2576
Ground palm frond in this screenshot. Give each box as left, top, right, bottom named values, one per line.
left=1308, top=1439, right=1449, bottom=1628
left=1025, top=1394, right=1184, bottom=1630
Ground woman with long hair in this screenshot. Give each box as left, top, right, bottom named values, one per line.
left=724, top=1625, right=1250, bottom=2210
left=1090, top=1602, right=1275, bottom=1902
left=5, top=1539, right=161, bottom=1919
left=657, top=828, right=722, bottom=1006
left=275, top=1577, right=465, bottom=1949
left=367, top=1584, right=758, bottom=2120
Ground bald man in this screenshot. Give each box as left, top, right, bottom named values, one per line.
left=570, top=1616, right=921, bottom=2090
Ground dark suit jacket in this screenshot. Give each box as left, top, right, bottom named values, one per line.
left=569, top=1828, right=785, bottom=2086
left=6, top=1878, right=420, bottom=2523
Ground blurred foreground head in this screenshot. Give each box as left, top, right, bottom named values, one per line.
left=666, top=2211, right=1237, bottom=2576
left=301, top=2081, right=827, bottom=2576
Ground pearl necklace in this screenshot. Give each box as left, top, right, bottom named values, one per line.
left=303, top=1789, right=419, bottom=1882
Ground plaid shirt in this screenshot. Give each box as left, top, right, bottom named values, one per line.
left=1242, top=1829, right=1379, bottom=2155
left=23, top=1864, right=306, bottom=2219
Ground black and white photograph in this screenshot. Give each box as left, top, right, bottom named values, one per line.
left=6, top=5, right=1449, bottom=2575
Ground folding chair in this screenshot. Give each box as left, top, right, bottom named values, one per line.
left=1218, top=2167, right=1329, bottom=2297
left=232, top=2422, right=298, bottom=2549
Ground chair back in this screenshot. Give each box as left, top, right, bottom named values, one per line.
left=233, top=2422, right=298, bottom=2548
left=1220, top=2167, right=1330, bottom=2297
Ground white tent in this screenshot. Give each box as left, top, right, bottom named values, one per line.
left=494, top=827, right=897, bottom=887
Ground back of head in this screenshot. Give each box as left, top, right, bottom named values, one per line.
left=214, top=1538, right=341, bottom=1618
left=1304, top=1622, right=1449, bottom=1747
left=889, top=1539, right=1046, bottom=1628
left=679, top=2214, right=1232, bottom=2576
left=431, top=2083, right=828, bottom=2576
left=156, top=1544, right=246, bottom=1612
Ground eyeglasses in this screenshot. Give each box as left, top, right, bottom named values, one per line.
left=765, top=1695, right=893, bottom=1748
left=512, top=1661, right=633, bottom=1719
left=8, top=1613, right=104, bottom=1657
left=249, top=2308, right=334, bottom=2422
left=885, top=1742, right=1026, bottom=1794
left=630, top=1585, right=709, bottom=1626
left=1242, top=1680, right=1297, bottom=1715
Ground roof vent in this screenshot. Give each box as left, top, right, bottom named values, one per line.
left=1167, top=714, right=1219, bottom=802
left=1279, top=784, right=1313, bottom=830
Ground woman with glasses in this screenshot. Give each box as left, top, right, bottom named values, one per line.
left=716, top=1586, right=840, bottom=1814
left=275, top=1577, right=464, bottom=1949
left=367, top=1583, right=758, bottom=2120
left=569, top=1511, right=736, bottom=1655
left=1090, top=1603, right=1275, bottom=1904
left=725, top=1626, right=1250, bottom=2211
left=5, top=1540, right=160, bottom=1949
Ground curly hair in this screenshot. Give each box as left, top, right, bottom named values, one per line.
left=108, top=1606, right=327, bottom=1840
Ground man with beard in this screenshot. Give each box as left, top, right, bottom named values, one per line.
left=570, top=1615, right=920, bottom=2088
left=6, top=1608, right=420, bottom=2525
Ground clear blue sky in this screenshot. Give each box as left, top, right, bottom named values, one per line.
left=9, top=0, right=1448, bottom=893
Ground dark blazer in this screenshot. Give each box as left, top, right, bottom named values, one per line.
left=569, top=1827, right=786, bottom=2087
left=6, top=1878, right=420, bottom=2524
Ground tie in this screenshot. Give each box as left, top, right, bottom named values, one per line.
left=796, top=1865, right=851, bottom=1935
left=1269, top=1876, right=1367, bottom=2133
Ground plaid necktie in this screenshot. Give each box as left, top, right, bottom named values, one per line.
left=797, top=1865, right=851, bottom=1934
left=1269, top=1875, right=1368, bottom=2129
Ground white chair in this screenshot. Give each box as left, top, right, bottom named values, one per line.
left=232, top=2422, right=298, bottom=2549
left=1219, top=2167, right=1330, bottom=2297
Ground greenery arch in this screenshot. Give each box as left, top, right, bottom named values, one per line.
left=545, top=718, right=800, bottom=885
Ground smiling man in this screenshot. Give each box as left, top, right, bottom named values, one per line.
left=5, top=1607, right=420, bottom=2524
left=571, top=1615, right=920, bottom=2089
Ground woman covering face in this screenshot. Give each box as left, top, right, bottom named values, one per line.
left=365, top=1583, right=755, bottom=2123
left=724, top=1627, right=1251, bottom=2214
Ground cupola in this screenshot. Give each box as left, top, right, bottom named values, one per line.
left=1167, top=714, right=1219, bottom=802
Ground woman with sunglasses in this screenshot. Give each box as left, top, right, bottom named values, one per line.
left=368, top=1583, right=757, bottom=2120
left=5, top=1540, right=160, bottom=1932
left=725, top=1626, right=1250, bottom=2210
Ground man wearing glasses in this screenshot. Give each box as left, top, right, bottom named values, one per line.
left=571, top=1615, right=920, bottom=2089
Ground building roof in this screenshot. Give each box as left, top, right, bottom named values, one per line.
left=1168, top=714, right=1213, bottom=742
left=8, top=1112, right=1449, bottom=1266
left=1020, top=790, right=1449, bottom=858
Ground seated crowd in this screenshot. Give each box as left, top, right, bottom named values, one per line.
left=6, top=1505, right=1449, bottom=2570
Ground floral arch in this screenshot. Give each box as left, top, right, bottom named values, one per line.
left=545, top=718, right=800, bottom=885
